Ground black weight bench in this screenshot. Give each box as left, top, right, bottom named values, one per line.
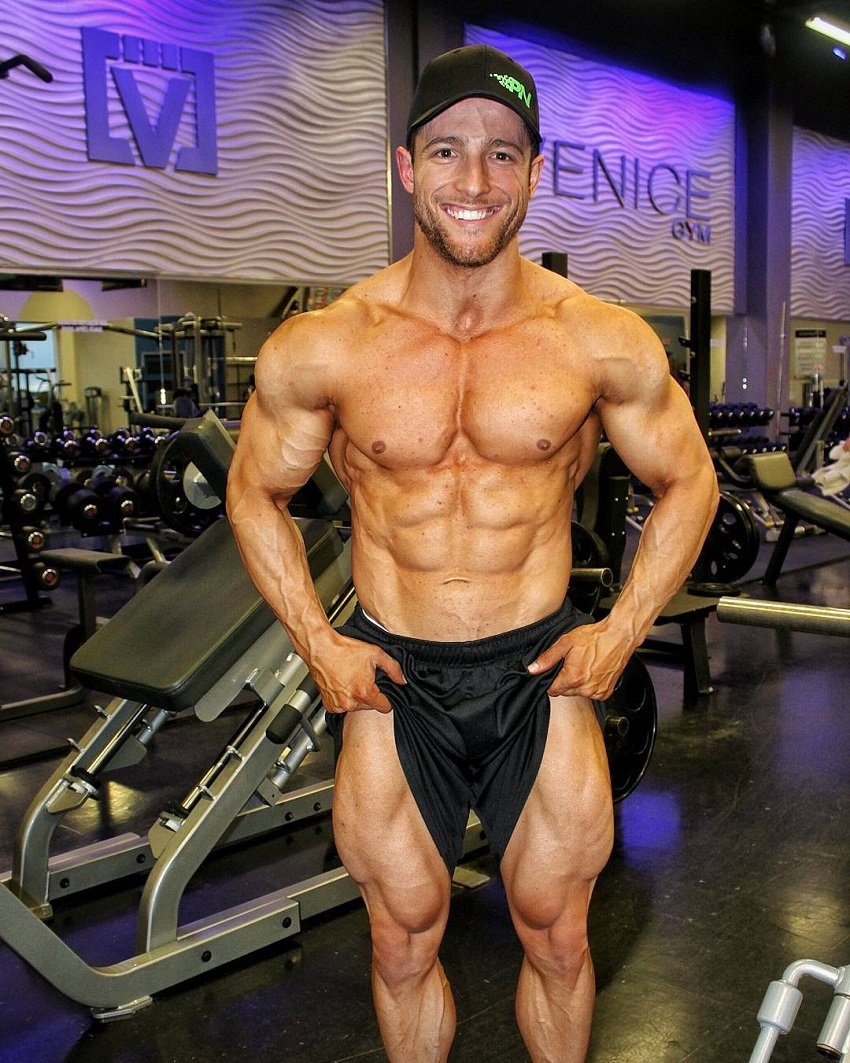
left=0, top=409, right=370, bottom=1016
left=70, top=516, right=342, bottom=712
left=1, top=512, right=359, bottom=1017
left=747, top=450, right=850, bottom=586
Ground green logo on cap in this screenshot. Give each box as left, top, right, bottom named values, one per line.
left=489, top=72, right=532, bottom=110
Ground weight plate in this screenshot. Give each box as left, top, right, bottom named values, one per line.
left=692, top=491, right=760, bottom=585
left=569, top=521, right=610, bottom=615
left=149, top=433, right=223, bottom=536
left=182, top=461, right=222, bottom=510
left=604, top=653, right=657, bottom=803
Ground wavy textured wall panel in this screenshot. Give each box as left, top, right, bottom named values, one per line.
left=466, top=27, right=735, bottom=312
left=0, top=0, right=388, bottom=283
left=791, top=128, right=850, bottom=320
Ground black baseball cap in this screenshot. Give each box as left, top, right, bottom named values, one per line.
left=406, top=44, right=540, bottom=150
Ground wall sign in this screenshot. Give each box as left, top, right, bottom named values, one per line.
left=0, top=0, right=389, bottom=284
left=794, top=328, right=827, bottom=377
left=81, top=27, right=217, bottom=174
left=466, top=26, right=736, bottom=312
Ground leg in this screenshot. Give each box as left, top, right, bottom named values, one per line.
left=500, top=695, right=614, bottom=1063
left=333, top=709, right=456, bottom=1062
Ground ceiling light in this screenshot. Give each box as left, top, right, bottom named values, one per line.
left=806, top=15, right=850, bottom=49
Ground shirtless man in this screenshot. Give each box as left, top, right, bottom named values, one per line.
left=227, top=44, right=719, bottom=1063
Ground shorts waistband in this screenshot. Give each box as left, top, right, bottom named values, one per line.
left=350, top=597, right=577, bottom=666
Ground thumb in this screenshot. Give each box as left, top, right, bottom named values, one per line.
left=528, top=648, right=560, bottom=674
left=528, top=635, right=571, bottom=674
left=377, top=650, right=406, bottom=685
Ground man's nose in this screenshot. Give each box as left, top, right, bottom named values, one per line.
left=454, top=154, right=490, bottom=197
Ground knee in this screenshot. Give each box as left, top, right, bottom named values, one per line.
left=510, top=889, right=593, bottom=985
left=368, top=895, right=448, bottom=990
left=518, top=917, right=592, bottom=987
left=371, top=923, right=439, bottom=989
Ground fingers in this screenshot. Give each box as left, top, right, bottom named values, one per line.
left=527, top=630, right=573, bottom=677
left=527, top=648, right=560, bottom=676
left=376, top=649, right=407, bottom=686
left=368, top=687, right=395, bottom=714
left=324, top=688, right=393, bottom=713
left=528, top=629, right=625, bottom=701
left=322, top=683, right=392, bottom=714
left=548, top=670, right=617, bottom=701
left=317, top=641, right=405, bottom=716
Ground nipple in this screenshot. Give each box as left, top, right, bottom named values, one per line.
left=371, top=440, right=387, bottom=455
left=536, top=438, right=552, bottom=452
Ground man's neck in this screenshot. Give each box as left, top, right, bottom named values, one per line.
left=401, top=232, right=529, bottom=340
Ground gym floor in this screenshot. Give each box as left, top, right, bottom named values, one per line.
left=0, top=524, right=848, bottom=1063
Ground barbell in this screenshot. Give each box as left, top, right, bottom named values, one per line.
left=717, top=596, right=850, bottom=638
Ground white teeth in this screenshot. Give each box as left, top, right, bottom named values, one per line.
left=446, top=206, right=495, bottom=220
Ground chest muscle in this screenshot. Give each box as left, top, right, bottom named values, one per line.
left=335, top=332, right=591, bottom=470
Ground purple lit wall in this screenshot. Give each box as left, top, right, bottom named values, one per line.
left=466, top=27, right=736, bottom=313
left=791, top=128, right=850, bottom=320
left=0, top=0, right=388, bottom=284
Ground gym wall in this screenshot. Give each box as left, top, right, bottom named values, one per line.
left=465, top=25, right=737, bottom=316
left=0, top=0, right=390, bottom=285
left=1, top=0, right=848, bottom=418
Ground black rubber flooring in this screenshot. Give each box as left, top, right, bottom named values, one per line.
left=0, top=523, right=849, bottom=1062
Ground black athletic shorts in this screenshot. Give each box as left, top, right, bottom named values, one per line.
left=325, top=597, right=605, bottom=873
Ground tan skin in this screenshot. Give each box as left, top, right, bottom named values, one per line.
left=227, top=97, right=719, bottom=1061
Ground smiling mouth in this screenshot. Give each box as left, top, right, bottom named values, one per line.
left=443, top=205, right=501, bottom=221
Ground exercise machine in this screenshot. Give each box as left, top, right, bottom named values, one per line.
left=0, top=415, right=366, bottom=1017
left=745, top=445, right=850, bottom=586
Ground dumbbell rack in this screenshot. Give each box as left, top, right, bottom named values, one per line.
left=0, top=413, right=54, bottom=613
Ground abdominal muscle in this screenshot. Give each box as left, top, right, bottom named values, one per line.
left=342, top=459, right=576, bottom=641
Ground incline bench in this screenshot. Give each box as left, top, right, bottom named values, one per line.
left=0, top=413, right=363, bottom=1017
left=747, top=449, right=850, bottom=586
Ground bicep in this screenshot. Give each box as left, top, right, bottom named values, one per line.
left=228, top=345, right=334, bottom=515
left=597, top=350, right=709, bottom=497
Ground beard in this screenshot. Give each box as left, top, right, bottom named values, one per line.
left=412, top=191, right=528, bottom=269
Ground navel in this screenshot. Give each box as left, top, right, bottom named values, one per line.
left=371, top=440, right=387, bottom=455
left=536, top=438, right=552, bottom=452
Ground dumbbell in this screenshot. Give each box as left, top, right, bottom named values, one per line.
left=18, top=472, right=51, bottom=514
left=52, top=481, right=104, bottom=529
left=25, top=431, right=51, bottom=461
left=20, top=525, right=46, bottom=552
left=10, top=485, right=40, bottom=516
left=133, top=427, right=158, bottom=455
left=756, top=406, right=774, bottom=427
left=94, top=477, right=139, bottom=523
left=80, top=430, right=110, bottom=459
left=32, top=560, right=61, bottom=590
left=0, top=413, right=14, bottom=436
left=53, top=431, right=80, bottom=461
left=108, top=429, right=141, bottom=457
left=6, top=449, right=32, bottom=476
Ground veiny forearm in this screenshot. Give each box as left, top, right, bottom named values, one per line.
left=602, top=466, right=719, bottom=653
left=228, top=485, right=341, bottom=664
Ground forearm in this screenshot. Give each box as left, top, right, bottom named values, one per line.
left=601, top=467, right=719, bottom=653
left=227, top=486, right=341, bottom=664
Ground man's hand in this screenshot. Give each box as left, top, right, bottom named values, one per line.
left=312, top=634, right=406, bottom=714
left=527, top=623, right=630, bottom=701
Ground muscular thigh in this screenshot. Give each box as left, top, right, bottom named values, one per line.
left=501, top=695, right=614, bottom=926
left=332, top=709, right=450, bottom=926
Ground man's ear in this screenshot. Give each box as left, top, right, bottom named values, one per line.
left=529, top=152, right=544, bottom=197
left=396, top=145, right=414, bottom=194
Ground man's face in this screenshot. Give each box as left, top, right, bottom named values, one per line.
left=398, top=97, right=543, bottom=269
